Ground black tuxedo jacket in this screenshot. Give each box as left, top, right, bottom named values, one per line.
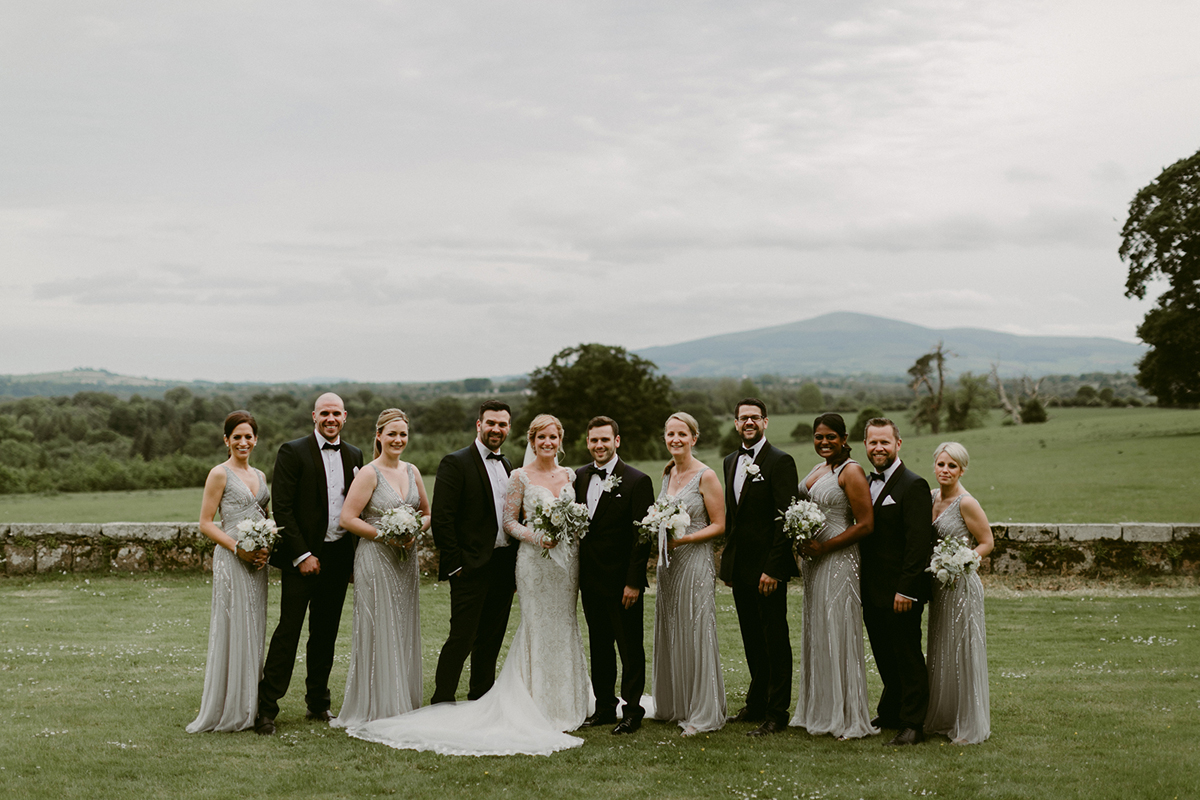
left=858, top=461, right=935, bottom=608
left=574, top=459, right=655, bottom=594
left=718, top=441, right=800, bottom=586
left=432, top=442, right=513, bottom=581
left=269, top=433, right=364, bottom=572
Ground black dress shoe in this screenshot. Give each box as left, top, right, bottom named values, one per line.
left=254, top=715, right=275, bottom=736
left=581, top=713, right=619, bottom=728
left=612, top=716, right=642, bottom=735
left=885, top=727, right=924, bottom=746
left=305, top=709, right=333, bottom=723
left=747, top=720, right=784, bottom=737
left=871, top=716, right=899, bottom=729
left=728, top=706, right=765, bottom=724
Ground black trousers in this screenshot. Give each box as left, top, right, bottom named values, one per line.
left=258, top=535, right=354, bottom=719
left=863, top=602, right=929, bottom=730
left=581, top=583, right=645, bottom=720
left=431, top=544, right=517, bottom=704
left=731, top=580, right=792, bottom=724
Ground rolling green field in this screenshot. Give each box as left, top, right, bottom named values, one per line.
left=2, top=407, right=1198, bottom=524
left=2, top=573, right=1197, bottom=800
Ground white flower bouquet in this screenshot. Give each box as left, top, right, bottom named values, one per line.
left=530, top=495, right=590, bottom=559
left=637, top=497, right=691, bottom=549
left=927, top=536, right=981, bottom=589
left=779, top=498, right=826, bottom=552
left=236, top=518, right=280, bottom=553
left=375, top=504, right=424, bottom=560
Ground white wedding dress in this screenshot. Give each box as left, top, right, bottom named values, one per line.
left=347, top=467, right=589, bottom=756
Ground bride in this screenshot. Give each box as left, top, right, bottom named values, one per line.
left=348, top=414, right=589, bottom=755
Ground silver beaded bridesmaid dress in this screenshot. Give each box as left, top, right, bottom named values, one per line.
left=651, top=467, right=726, bottom=734
left=187, top=466, right=269, bottom=733
left=332, top=463, right=422, bottom=728
left=789, top=460, right=877, bottom=739
left=924, top=492, right=991, bottom=744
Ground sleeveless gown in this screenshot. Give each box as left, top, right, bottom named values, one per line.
left=332, top=463, right=422, bottom=728
left=788, top=460, right=877, bottom=739
left=348, top=468, right=588, bottom=755
left=651, top=467, right=726, bottom=733
left=924, top=493, right=991, bottom=744
left=187, top=466, right=269, bottom=733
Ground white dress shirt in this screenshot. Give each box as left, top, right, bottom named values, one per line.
left=869, top=458, right=902, bottom=504
left=292, top=429, right=349, bottom=567
left=475, top=439, right=510, bottom=548
left=586, top=457, right=617, bottom=518
left=732, top=437, right=767, bottom=503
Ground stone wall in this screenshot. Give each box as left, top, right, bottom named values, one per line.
left=3, top=521, right=1198, bottom=578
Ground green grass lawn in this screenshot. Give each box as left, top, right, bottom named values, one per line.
left=1, top=573, right=1197, bottom=800
left=2, top=407, right=1198, bottom=524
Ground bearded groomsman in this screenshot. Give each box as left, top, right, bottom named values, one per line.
left=430, top=400, right=517, bottom=704
left=574, top=416, right=655, bottom=734
left=859, top=418, right=935, bottom=746
left=719, top=398, right=799, bottom=736
left=257, top=393, right=363, bottom=735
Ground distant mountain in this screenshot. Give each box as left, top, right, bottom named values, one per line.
left=634, top=312, right=1146, bottom=378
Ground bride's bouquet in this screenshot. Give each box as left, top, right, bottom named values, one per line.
left=779, top=498, right=825, bottom=553
left=530, top=495, right=590, bottom=559
left=236, top=518, right=280, bottom=553
left=637, top=497, right=691, bottom=549
left=375, top=504, right=424, bottom=560
left=927, top=536, right=981, bottom=589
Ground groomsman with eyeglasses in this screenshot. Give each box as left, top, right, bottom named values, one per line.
left=719, top=398, right=799, bottom=736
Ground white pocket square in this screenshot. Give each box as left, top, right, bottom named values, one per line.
left=352, top=466, right=359, bottom=476
left=881, top=495, right=896, bottom=506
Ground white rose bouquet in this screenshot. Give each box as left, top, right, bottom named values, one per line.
left=375, top=504, right=424, bottom=560
left=530, top=495, right=590, bottom=559
left=236, top=518, right=280, bottom=553
left=637, top=497, right=691, bottom=548
left=779, top=498, right=826, bottom=552
left=927, top=536, right=981, bottom=589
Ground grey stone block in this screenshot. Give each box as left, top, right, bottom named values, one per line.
left=990, top=549, right=1026, bottom=574
left=1171, top=523, right=1200, bottom=541
left=1122, top=523, right=1172, bottom=542
left=73, top=544, right=107, bottom=572
left=102, top=522, right=179, bottom=542
left=111, top=545, right=149, bottom=572
left=178, top=523, right=204, bottom=542
left=989, top=523, right=1008, bottom=540
left=1059, top=524, right=1121, bottom=542
left=1006, top=524, right=1058, bottom=543
left=5, top=543, right=37, bottom=575
left=36, top=542, right=73, bottom=573
left=9, top=522, right=102, bottom=540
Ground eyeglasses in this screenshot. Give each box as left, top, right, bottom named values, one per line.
left=736, top=415, right=764, bottom=423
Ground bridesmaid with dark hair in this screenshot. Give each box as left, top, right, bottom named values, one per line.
left=188, top=410, right=271, bottom=733
left=333, top=408, right=431, bottom=728
left=791, top=413, right=878, bottom=740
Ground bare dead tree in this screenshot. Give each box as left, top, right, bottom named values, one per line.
left=992, top=363, right=1022, bottom=425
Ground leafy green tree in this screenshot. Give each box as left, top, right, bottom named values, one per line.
left=796, top=382, right=823, bottom=414
left=850, top=406, right=884, bottom=441
left=522, top=344, right=674, bottom=464
left=790, top=420, right=814, bottom=443
left=907, top=343, right=950, bottom=434
left=945, top=373, right=994, bottom=432
left=1120, top=148, right=1200, bottom=405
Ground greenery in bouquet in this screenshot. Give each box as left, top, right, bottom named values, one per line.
left=637, top=497, right=691, bottom=548
left=375, top=504, right=424, bottom=560
left=530, top=495, right=590, bottom=559
left=235, top=517, right=279, bottom=552
left=779, top=498, right=825, bottom=554
left=927, top=535, right=981, bottom=589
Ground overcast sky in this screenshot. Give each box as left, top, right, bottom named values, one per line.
left=3, top=1, right=1197, bottom=383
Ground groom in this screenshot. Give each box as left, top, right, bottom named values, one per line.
left=430, top=400, right=517, bottom=704
left=257, top=392, right=363, bottom=735
left=859, top=418, right=934, bottom=746
left=574, top=416, right=654, bottom=734
left=719, top=398, right=799, bottom=736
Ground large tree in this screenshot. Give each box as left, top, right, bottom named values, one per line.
left=522, top=343, right=675, bottom=464
left=1120, top=148, right=1200, bottom=406
left=907, top=342, right=950, bottom=434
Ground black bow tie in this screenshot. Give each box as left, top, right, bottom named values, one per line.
left=869, top=472, right=886, bottom=483
left=589, top=465, right=608, bottom=478
left=739, top=447, right=756, bottom=458
left=321, top=442, right=341, bottom=452
left=486, top=452, right=505, bottom=461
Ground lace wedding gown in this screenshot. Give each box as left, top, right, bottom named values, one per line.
left=651, top=467, right=726, bottom=734
left=348, top=467, right=588, bottom=755
left=187, top=466, right=269, bottom=733
left=924, top=492, right=990, bottom=744
left=331, top=463, right=422, bottom=728
left=788, top=460, right=877, bottom=739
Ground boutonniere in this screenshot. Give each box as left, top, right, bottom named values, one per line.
left=742, top=463, right=762, bottom=481
left=601, top=474, right=621, bottom=493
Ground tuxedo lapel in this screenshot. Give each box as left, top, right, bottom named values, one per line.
left=468, top=442, right=495, bottom=509
left=724, top=453, right=739, bottom=515
left=306, top=433, right=330, bottom=515
left=591, top=460, right=624, bottom=523
left=874, top=462, right=904, bottom=508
